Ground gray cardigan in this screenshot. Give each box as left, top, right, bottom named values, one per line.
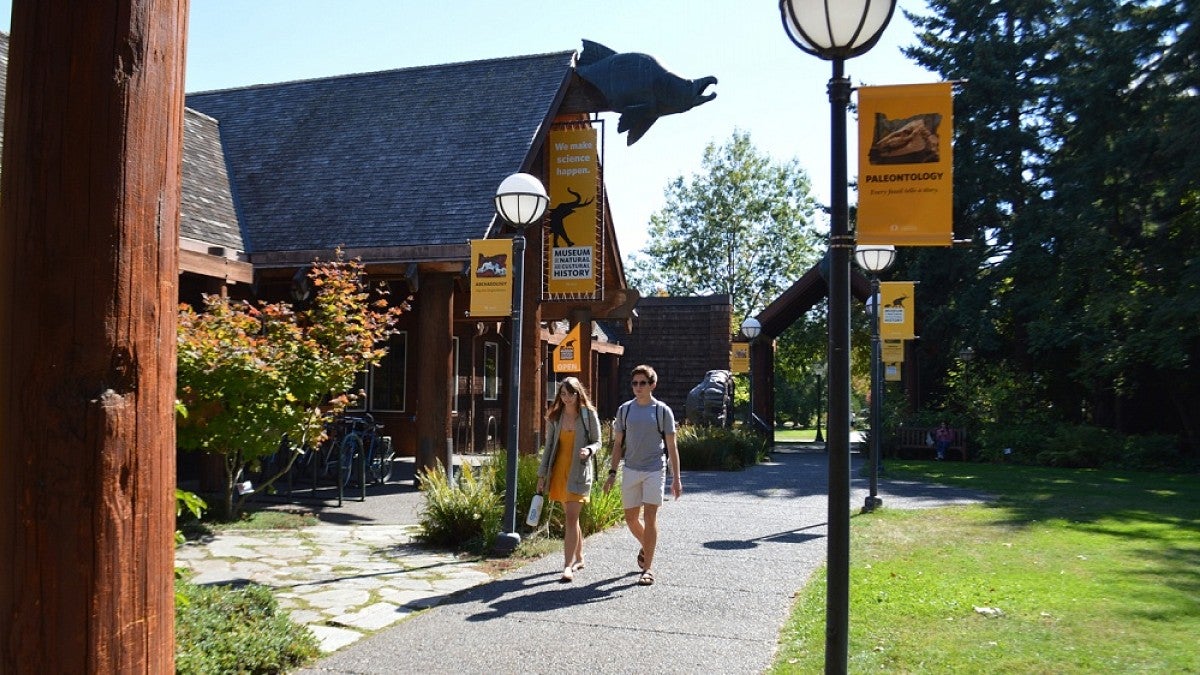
left=537, top=406, right=601, bottom=496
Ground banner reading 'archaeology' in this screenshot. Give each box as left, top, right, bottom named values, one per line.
left=547, top=127, right=599, bottom=295
left=857, top=83, right=954, bottom=246
left=469, top=238, right=513, bottom=317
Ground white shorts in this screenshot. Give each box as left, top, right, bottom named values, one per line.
left=621, top=467, right=664, bottom=508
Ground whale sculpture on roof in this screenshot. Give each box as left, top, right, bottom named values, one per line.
left=575, top=39, right=718, bottom=146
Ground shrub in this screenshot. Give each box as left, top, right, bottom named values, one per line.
left=416, top=461, right=502, bottom=552
left=577, top=475, right=626, bottom=534
left=1036, top=425, right=1188, bottom=471
left=675, top=425, right=766, bottom=471
left=175, top=580, right=319, bottom=674
left=488, top=450, right=543, bottom=536
left=1036, top=424, right=1125, bottom=468
left=1118, top=433, right=1191, bottom=471
left=415, top=419, right=642, bottom=552
left=513, top=429, right=625, bottom=538
left=974, top=422, right=1055, bottom=464
left=177, top=254, right=404, bottom=520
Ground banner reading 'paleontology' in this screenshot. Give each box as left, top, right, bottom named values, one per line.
left=546, top=127, right=599, bottom=295
left=857, top=82, right=954, bottom=246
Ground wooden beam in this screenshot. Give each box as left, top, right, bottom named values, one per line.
left=0, top=2, right=186, bottom=671
left=179, top=248, right=254, bottom=284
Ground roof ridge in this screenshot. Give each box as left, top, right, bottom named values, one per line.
left=188, top=49, right=576, bottom=96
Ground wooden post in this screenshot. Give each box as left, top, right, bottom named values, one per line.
left=0, top=1, right=187, bottom=671
left=569, top=307, right=594, bottom=395
left=415, top=271, right=455, bottom=474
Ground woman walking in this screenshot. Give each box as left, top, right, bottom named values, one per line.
left=537, top=377, right=602, bottom=582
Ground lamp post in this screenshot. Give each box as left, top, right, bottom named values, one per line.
left=740, top=317, right=762, bottom=427
left=855, top=245, right=896, bottom=513
left=779, top=1, right=897, bottom=671
left=492, top=172, right=548, bottom=555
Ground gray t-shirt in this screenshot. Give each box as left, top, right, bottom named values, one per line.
left=615, top=398, right=676, bottom=472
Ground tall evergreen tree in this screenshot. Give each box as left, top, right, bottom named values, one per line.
left=902, top=0, right=1198, bottom=452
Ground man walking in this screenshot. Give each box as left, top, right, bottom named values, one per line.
left=605, top=364, right=682, bottom=586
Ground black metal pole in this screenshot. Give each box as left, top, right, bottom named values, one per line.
left=825, top=58, right=853, bottom=675
left=494, top=232, right=525, bottom=554
left=865, top=276, right=883, bottom=512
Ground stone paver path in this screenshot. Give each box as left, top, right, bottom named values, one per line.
left=174, top=524, right=492, bottom=653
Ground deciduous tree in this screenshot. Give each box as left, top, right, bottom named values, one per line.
left=626, top=130, right=823, bottom=323
left=177, top=255, right=404, bottom=518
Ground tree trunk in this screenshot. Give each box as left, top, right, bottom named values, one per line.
left=0, top=1, right=187, bottom=671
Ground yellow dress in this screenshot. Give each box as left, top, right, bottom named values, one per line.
left=548, top=426, right=588, bottom=503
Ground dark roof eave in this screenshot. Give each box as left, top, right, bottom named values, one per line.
left=249, top=243, right=469, bottom=269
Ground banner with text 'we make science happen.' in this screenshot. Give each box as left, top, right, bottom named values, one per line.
left=546, top=127, right=599, bottom=295
left=857, top=83, right=954, bottom=246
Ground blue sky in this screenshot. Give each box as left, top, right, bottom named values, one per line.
left=0, top=1, right=937, bottom=256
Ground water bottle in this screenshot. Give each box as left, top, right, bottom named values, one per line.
left=525, top=493, right=544, bottom=527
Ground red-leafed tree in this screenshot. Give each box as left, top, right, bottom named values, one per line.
left=177, top=255, right=405, bottom=518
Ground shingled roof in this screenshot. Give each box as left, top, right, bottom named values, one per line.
left=186, top=50, right=577, bottom=257
left=181, top=109, right=243, bottom=252
left=1, top=31, right=246, bottom=264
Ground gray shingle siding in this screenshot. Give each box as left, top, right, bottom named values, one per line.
left=186, top=51, right=576, bottom=254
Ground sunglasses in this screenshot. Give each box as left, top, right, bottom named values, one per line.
left=631, top=380, right=650, bottom=387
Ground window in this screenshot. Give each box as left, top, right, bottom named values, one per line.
left=346, top=370, right=368, bottom=411
left=484, top=341, right=499, bottom=401
left=371, top=331, right=408, bottom=411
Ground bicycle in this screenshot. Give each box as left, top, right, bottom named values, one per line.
left=335, top=413, right=392, bottom=490
left=345, top=415, right=391, bottom=482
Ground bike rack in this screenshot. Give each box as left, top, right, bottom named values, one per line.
left=485, top=415, right=500, bottom=455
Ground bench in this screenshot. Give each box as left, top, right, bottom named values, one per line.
left=895, top=426, right=967, bottom=461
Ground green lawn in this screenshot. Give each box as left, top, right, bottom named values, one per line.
left=772, top=461, right=1200, bottom=673
left=772, top=427, right=820, bottom=442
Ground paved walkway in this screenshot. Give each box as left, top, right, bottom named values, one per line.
left=176, top=446, right=988, bottom=672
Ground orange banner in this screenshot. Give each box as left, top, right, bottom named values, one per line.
left=882, top=339, right=905, bottom=363
left=468, top=238, right=513, bottom=317
left=880, top=281, right=916, bottom=341
left=857, top=83, right=954, bottom=246
left=730, top=342, right=750, bottom=373
left=553, top=322, right=584, bottom=373
left=547, top=127, right=599, bottom=295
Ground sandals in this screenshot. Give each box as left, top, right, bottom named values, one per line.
left=561, top=566, right=574, bottom=582
left=637, top=548, right=645, bottom=570
left=571, top=558, right=586, bottom=571
left=638, top=570, right=655, bottom=586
